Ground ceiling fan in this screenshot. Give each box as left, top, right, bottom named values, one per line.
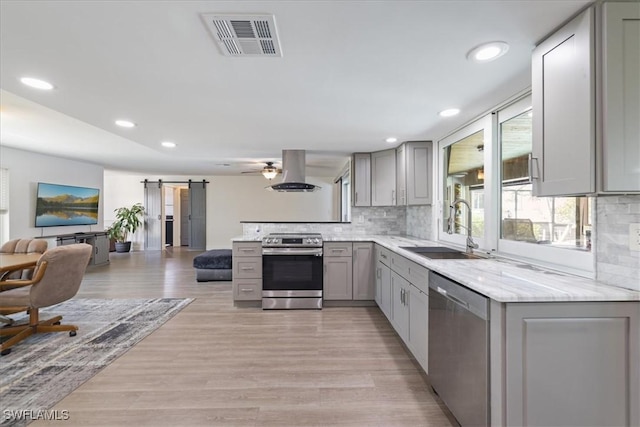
left=241, top=161, right=282, bottom=180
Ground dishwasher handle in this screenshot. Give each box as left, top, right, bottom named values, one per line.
left=436, top=286, right=470, bottom=309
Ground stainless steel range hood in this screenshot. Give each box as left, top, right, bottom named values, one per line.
left=267, top=150, right=321, bottom=192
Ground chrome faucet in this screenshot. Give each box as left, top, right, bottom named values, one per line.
left=448, top=198, right=479, bottom=253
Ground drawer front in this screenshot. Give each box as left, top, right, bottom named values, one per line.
left=389, top=253, right=429, bottom=293
left=376, top=245, right=392, bottom=266
left=407, top=261, right=429, bottom=294
left=233, top=242, right=262, bottom=257
left=233, top=257, right=262, bottom=278
left=233, top=278, right=262, bottom=301
left=324, top=242, right=353, bottom=257
left=390, top=253, right=410, bottom=278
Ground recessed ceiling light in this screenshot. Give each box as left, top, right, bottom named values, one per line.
left=20, top=77, right=54, bottom=90
left=439, top=108, right=460, bottom=117
left=161, top=141, right=176, bottom=148
left=385, top=137, right=398, bottom=144
left=467, top=41, right=509, bottom=63
left=115, top=120, right=136, bottom=128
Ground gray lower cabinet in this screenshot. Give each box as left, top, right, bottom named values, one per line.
left=232, top=241, right=262, bottom=301
left=375, top=244, right=429, bottom=372
left=325, top=241, right=374, bottom=302
left=323, top=242, right=353, bottom=300
left=502, top=301, right=639, bottom=427
left=391, top=271, right=410, bottom=338
left=408, top=283, right=428, bottom=373
left=353, top=242, right=374, bottom=300
left=375, top=245, right=392, bottom=318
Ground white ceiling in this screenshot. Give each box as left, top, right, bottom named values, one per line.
left=0, top=0, right=592, bottom=177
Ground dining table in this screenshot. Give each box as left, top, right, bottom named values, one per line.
left=0, top=253, right=42, bottom=281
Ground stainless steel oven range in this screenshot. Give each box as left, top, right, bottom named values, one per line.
left=262, top=233, right=323, bottom=310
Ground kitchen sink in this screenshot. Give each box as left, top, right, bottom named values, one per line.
left=399, top=246, right=483, bottom=260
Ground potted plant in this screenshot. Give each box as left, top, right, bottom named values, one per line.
left=109, top=203, right=144, bottom=253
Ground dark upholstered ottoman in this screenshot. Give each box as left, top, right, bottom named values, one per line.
left=193, top=249, right=232, bottom=282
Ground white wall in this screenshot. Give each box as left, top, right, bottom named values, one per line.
left=103, top=171, right=337, bottom=250
left=0, top=147, right=104, bottom=246
left=209, top=176, right=336, bottom=248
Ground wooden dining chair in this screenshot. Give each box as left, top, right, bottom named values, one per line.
left=0, top=243, right=92, bottom=356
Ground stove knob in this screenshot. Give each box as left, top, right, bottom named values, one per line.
left=265, top=238, right=272, bottom=244
left=314, top=238, right=320, bottom=244
left=306, top=238, right=312, bottom=243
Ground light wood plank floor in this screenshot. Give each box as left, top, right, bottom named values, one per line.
left=32, top=247, right=456, bottom=426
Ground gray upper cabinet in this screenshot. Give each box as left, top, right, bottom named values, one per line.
left=406, top=142, right=432, bottom=205
left=532, top=7, right=595, bottom=196
left=601, top=2, right=640, bottom=192
left=352, top=153, right=371, bottom=207
left=396, top=141, right=432, bottom=205
left=371, top=149, right=396, bottom=206
left=396, top=144, right=407, bottom=205
left=532, top=3, right=640, bottom=196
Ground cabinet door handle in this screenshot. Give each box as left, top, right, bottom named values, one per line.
left=381, top=254, right=387, bottom=259
left=324, top=264, right=327, bottom=273
left=355, top=192, right=358, bottom=203
left=392, top=190, right=395, bottom=203
left=529, top=153, right=540, bottom=181
left=376, top=268, right=381, bottom=278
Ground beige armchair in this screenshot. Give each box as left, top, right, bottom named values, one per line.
left=0, top=243, right=92, bottom=356
left=0, top=238, right=48, bottom=280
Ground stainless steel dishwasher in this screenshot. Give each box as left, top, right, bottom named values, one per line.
left=428, top=271, right=489, bottom=427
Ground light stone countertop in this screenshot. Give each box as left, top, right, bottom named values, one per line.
left=232, top=234, right=640, bottom=303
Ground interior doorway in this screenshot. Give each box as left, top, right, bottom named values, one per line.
left=164, top=185, right=188, bottom=247
left=143, top=179, right=207, bottom=251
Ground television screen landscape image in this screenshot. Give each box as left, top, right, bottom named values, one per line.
left=35, top=182, right=100, bottom=227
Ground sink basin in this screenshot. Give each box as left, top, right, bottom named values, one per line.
left=399, top=246, right=483, bottom=260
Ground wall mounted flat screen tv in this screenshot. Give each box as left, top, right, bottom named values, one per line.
left=35, top=182, right=100, bottom=227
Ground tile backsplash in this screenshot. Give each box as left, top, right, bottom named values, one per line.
left=595, top=195, right=640, bottom=291
left=244, top=196, right=640, bottom=292
left=406, top=205, right=433, bottom=240
left=242, top=206, right=406, bottom=237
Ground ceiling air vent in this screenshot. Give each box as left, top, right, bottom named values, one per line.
left=201, top=14, right=282, bottom=57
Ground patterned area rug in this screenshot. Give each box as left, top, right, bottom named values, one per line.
left=0, top=298, right=193, bottom=426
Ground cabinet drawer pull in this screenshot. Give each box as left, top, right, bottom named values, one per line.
left=240, top=248, right=255, bottom=252
left=240, top=266, right=255, bottom=271
left=331, top=248, right=346, bottom=252
left=381, top=254, right=387, bottom=259
left=240, top=288, right=254, bottom=292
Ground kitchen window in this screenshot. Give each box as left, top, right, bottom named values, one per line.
left=439, top=114, right=494, bottom=251
left=438, top=94, right=594, bottom=276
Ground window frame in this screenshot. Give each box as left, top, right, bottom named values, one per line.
left=436, top=93, right=594, bottom=277
left=437, top=113, right=496, bottom=252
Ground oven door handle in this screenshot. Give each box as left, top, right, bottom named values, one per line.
left=262, top=248, right=323, bottom=256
